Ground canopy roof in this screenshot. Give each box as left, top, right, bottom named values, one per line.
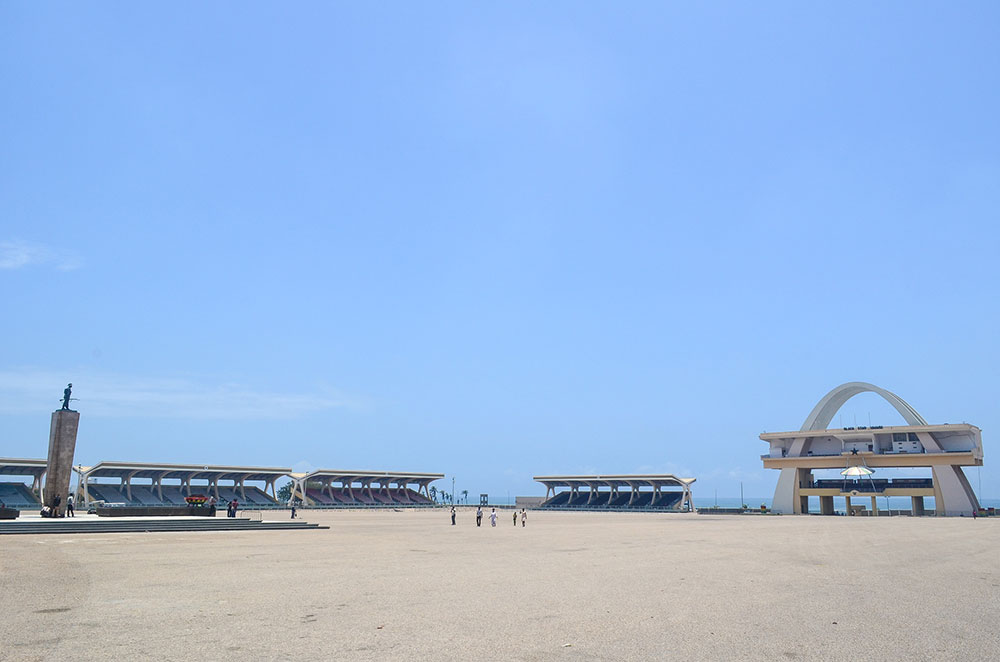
left=302, top=470, right=444, bottom=485
left=0, top=458, right=47, bottom=478
left=760, top=423, right=978, bottom=441
left=80, top=461, right=292, bottom=483
left=534, top=474, right=696, bottom=488
left=841, top=466, right=875, bottom=476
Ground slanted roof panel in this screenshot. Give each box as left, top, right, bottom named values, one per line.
left=0, top=458, right=48, bottom=477
left=84, top=461, right=292, bottom=482
left=533, top=474, right=696, bottom=488
left=304, top=470, right=444, bottom=483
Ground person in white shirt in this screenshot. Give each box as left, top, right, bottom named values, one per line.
left=489, top=508, right=497, bottom=527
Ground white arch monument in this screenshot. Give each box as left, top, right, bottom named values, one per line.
left=761, top=382, right=983, bottom=516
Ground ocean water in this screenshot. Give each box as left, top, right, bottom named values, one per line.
left=695, top=496, right=1000, bottom=512
left=695, top=497, right=772, bottom=509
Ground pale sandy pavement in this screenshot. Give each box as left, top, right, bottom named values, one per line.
left=1, top=509, right=998, bottom=662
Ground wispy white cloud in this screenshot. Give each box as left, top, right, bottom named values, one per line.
left=0, top=368, right=360, bottom=419
left=0, top=240, right=81, bottom=271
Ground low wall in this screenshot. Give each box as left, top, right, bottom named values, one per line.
left=96, top=505, right=216, bottom=517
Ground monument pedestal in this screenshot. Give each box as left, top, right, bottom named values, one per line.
left=45, top=409, right=80, bottom=516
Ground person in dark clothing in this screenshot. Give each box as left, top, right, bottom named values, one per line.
left=476, top=506, right=482, bottom=527
left=291, top=503, right=297, bottom=519
left=53, top=494, right=62, bottom=518
left=513, top=510, right=517, bottom=526
left=450, top=506, right=456, bottom=525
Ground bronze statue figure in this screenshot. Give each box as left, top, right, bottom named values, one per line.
left=61, top=383, right=73, bottom=410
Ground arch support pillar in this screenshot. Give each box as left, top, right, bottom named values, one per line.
left=772, top=467, right=812, bottom=514
left=931, top=466, right=979, bottom=516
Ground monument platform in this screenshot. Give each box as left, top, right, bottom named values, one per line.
left=0, top=514, right=327, bottom=535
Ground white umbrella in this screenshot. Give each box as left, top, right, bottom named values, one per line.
left=840, top=466, right=874, bottom=476
left=840, top=465, right=878, bottom=508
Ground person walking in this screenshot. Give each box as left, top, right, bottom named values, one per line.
left=451, top=506, right=456, bottom=525
left=513, top=510, right=517, bottom=526
left=489, top=508, right=497, bottom=527
left=521, top=509, right=527, bottom=527
left=66, top=494, right=75, bottom=517
left=476, top=506, right=483, bottom=527
left=291, top=502, right=297, bottom=519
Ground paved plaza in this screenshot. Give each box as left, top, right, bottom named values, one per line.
left=1, top=509, right=997, bottom=661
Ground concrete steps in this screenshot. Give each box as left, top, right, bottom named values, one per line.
left=0, top=518, right=328, bottom=535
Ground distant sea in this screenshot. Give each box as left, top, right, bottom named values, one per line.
left=694, top=496, right=1000, bottom=512
left=487, top=495, right=1000, bottom=511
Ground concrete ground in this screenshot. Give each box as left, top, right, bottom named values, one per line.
left=1, top=508, right=997, bottom=662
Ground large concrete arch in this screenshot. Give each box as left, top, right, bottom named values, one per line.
left=800, top=382, right=928, bottom=431
left=766, top=382, right=981, bottom=516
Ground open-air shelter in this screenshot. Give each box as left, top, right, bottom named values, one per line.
left=289, top=470, right=443, bottom=505
left=75, top=461, right=292, bottom=505
left=534, top=474, right=696, bottom=511
left=0, top=457, right=47, bottom=504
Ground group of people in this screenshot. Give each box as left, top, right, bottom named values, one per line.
left=225, top=499, right=240, bottom=517
left=39, top=494, right=74, bottom=518
left=451, top=506, right=527, bottom=527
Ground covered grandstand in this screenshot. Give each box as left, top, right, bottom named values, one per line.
left=75, top=461, right=291, bottom=507
left=289, top=470, right=443, bottom=507
left=0, top=458, right=46, bottom=507
left=535, top=474, right=695, bottom=512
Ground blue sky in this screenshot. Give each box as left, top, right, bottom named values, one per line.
left=2, top=3, right=998, bottom=502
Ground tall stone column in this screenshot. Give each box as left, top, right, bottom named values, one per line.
left=45, top=409, right=80, bottom=516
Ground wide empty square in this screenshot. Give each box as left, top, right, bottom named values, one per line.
left=2, top=510, right=997, bottom=661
